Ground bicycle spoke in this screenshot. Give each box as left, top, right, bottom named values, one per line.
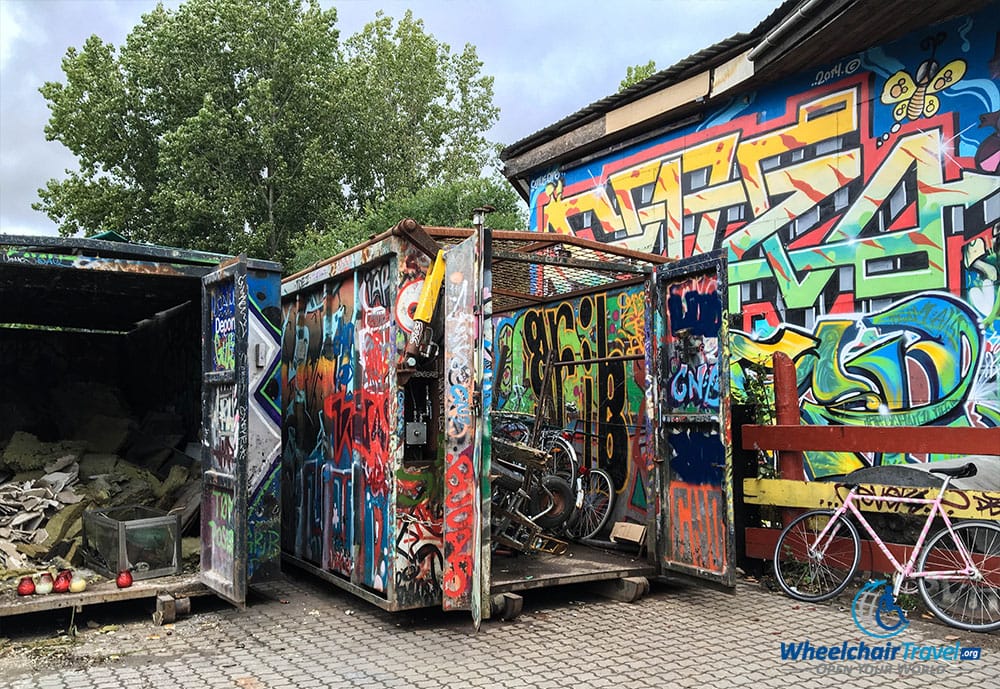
left=773, top=510, right=860, bottom=602
left=566, top=469, right=614, bottom=540
left=919, top=521, right=1000, bottom=632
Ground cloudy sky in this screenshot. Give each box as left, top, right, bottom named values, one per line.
left=0, top=0, right=780, bottom=236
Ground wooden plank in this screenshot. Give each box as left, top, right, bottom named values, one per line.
left=742, top=424, right=1000, bottom=455
left=746, top=526, right=912, bottom=572
left=745, top=527, right=1000, bottom=582
left=743, top=478, right=1000, bottom=521
left=0, top=574, right=208, bottom=618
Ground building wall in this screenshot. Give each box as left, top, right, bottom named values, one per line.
left=526, top=9, right=1000, bottom=478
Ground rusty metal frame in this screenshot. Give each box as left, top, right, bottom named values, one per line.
left=425, top=226, right=668, bottom=314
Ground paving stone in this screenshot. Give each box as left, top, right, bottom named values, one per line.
left=2, top=572, right=997, bottom=689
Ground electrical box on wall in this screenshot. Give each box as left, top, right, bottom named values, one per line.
left=406, top=421, right=427, bottom=445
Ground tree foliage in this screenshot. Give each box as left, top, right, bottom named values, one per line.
left=36, top=0, right=506, bottom=266
left=288, top=175, right=525, bottom=274
left=337, top=11, right=500, bottom=211
left=619, top=59, right=657, bottom=91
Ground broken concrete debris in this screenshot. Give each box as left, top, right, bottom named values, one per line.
left=0, top=461, right=83, bottom=570
left=1, top=418, right=201, bottom=588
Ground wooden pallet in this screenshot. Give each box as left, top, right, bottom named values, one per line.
left=0, top=572, right=210, bottom=624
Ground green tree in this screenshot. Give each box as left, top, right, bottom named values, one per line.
left=337, top=10, right=500, bottom=210
left=36, top=0, right=502, bottom=266
left=288, top=176, right=526, bottom=274
left=619, top=59, right=657, bottom=91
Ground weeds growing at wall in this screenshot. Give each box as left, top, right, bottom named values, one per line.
left=736, top=358, right=777, bottom=479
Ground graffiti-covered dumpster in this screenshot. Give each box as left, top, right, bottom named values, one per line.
left=280, top=218, right=740, bottom=623
left=0, top=234, right=281, bottom=617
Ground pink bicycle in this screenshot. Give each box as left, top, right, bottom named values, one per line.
left=772, top=462, right=1000, bottom=632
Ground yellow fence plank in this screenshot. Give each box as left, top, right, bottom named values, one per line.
left=743, top=478, right=1000, bottom=522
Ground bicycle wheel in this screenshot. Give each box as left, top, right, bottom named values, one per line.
left=544, top=437, right=578, bottom=484
left=773, top=509, right=860, bottom=602
left=917, top=520, right=1000, bottom=632
left=530, top=475, right=575, bottom=530
left=566, top=468, right=615, bottom=540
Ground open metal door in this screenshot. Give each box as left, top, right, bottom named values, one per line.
left=201, top=257, right=250, bottom=606
left=441, top=228, right=490, bottom=626
left=654, top=250, right=734, bottom=587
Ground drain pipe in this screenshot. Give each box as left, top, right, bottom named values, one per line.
left=748, top=0, right=830, bottom=62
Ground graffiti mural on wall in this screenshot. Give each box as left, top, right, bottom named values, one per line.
left=664, top=273, right=723, bottom=414
left=357, top=261, right=394, bottom=592
left=527, top=10, right=1000, bottom=477
left=442, top=235, right=479, bottom=610
left=733, top=291, right=1000, bottom=478
left=658, top=259, right=731, bottom=578
left=282, top=277, right=357, bottom=577
left=203, top=271, right=248, bottom=588
left=493, top=286, right=649, bottom=523
left=283, top=241, right=441, bottom=605
left=246, top=271, right=282, bottom=579
left=395, top=463, right=443, bottom=604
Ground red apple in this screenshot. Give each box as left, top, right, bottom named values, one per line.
left=116, top=570, right=133, bottom=588
left=17, top=576, right=35, bottom=596
left=53, top=572, right=71, bottom=593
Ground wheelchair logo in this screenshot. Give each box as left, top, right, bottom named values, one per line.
left=852, top=579, right=909, bottom=638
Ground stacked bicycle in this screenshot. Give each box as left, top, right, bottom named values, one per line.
left=772, top=462, right=1000, bottom=632
left=490, top=350, right=616, bottom=548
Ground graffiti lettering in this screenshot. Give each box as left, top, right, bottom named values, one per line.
left=442, top=450, right=475, bottom=599
left=493, top=286, right=645, bottom=498
left=206, top=488, right=235, bottom=576
left=283, top=276, right=357, bottom=578
left=837, top=483, right=974, bottom=516
left=669, top=361, right=721, bottom=410
left=211, top=281, right=237, bottom=371
left=733, top=292, right=1000, bottom=478
left=669, top=482, right=727, bottom=573
left=973, top=493, right=1000, bottom=517
left=442, top=238, right=480, bottom=609
left=395, top=464, right=444, bottom=605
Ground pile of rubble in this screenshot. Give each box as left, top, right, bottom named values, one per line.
left=0, top=453, right=84, bottom=570
left=0, top=411, right=201, bottom=580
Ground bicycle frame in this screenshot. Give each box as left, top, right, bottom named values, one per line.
left=809, top=474, right=981, bottom=597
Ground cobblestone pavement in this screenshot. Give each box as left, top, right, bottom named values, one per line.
left=1, top=569, right=998, bottom=689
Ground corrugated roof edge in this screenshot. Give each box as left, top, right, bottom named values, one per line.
left=0, top=233, right=281, bottom=272
left=499, top=0, right=799, bottom=162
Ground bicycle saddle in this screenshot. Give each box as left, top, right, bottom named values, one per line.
left=928, top=462, right=978, bottom=478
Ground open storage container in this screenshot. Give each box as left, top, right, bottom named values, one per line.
left=281, top=219, right=736, bottom=624
left=0, top=234, right=283, bottom=611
